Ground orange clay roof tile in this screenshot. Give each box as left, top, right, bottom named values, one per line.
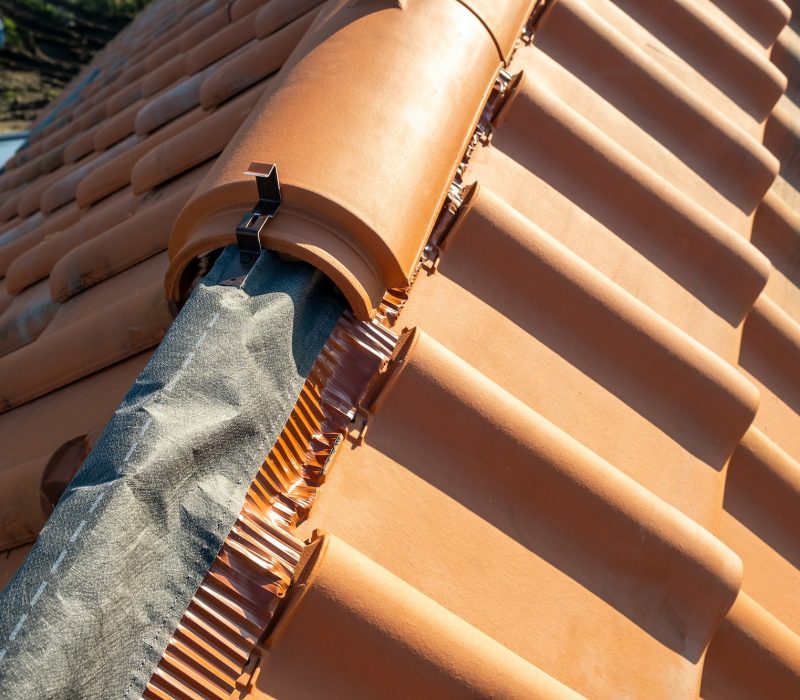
left=94, top=98, right=146, bottom=152
left=253, top=0, right=327, bottom=39
left=199, top=9, right=319, bottom=111
left=611, top=0, right=787, bottom=122
left=702, top=591, right=800, bottom=699
left=0, top=194, right=22, bottom=223
left=532, top=0, right=779, bottom=204
left=141, top=53, right=187, bottom=99
left=2, top=0, right=800, bottom=697
left=50, top=165, right=211, bottom=302
left=40, top=138, right=135, bottom=214
left=0, top=205, right=80, bottom=281
left=168, top=0, right=501, bottom=315
left=254, top=533, right=582, bottom=700
left=0, top=255, right=172, bottom=412
left=184, top=4, right=262, bottom=76
left=63, top=124, right=100, bottom=164
left=6, top=188, right=142, bottom=295
left=104, top=78, right=145, bottom=118
left=0, top=280, right=58, bottom=358
left=135, top=71, right=210, bottom=137
left=720, top=426, right=800, bottom=636
left=130, top=78, right=269, bottom=195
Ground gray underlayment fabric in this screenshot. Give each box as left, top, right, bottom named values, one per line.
left=0, top=247, right=345, bottom=699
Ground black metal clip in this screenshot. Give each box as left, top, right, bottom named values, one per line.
left=221, top=162, right=281, bottom=287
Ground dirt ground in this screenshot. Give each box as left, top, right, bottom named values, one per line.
left=0, top=0, right=149, bottom=132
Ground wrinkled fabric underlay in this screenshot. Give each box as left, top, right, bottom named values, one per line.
left=0, top=247, right=344, bottom=699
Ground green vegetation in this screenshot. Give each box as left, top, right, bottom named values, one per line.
left=3, top=15, right=21, bottom=50
left=0, top=0, right=154, bottom=126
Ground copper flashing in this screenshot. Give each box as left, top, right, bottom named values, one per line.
left=144, top=311, right=398, bottom=698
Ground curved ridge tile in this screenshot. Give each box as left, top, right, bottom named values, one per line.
left=449, top=0, right=536, bottom=62
left=493, top=74, right=771, bottom=325
left=259, top=534, right=582, bottom=700
left=533, top=0, right=778, bottom=212
left=611, top=0, right=787, bottom=121
left=168, top=0, right=503, bottom=318
left=701, top=592, right=800, bottom=699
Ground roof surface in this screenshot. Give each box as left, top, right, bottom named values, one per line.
left=1, top=0, right=800, bottom=698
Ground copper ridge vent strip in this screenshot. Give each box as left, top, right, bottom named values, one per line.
left=143, top=311, right=398, bottom=699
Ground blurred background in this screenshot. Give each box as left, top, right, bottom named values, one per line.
left=0, top=0, right=151, bottom=164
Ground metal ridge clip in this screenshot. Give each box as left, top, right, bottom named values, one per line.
left=222, top=162, right=282, bottom=287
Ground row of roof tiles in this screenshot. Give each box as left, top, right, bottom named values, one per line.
left=0, top=0, right=799, bottom=698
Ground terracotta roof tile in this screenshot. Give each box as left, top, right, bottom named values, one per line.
left=0, top=205, right=80, bottom=281
left=0, top=255, right=172, bottom=412
left=198, top=11, right=317, bottom=110
left=63, top=125, right=101, bottom=164
left=612, top=0, right=787, bottom=121
left=50, top=165, right=209, bottom=302
left=94, top=98, right=146, bottom=152
left=6, top=188, right=142, bottom=295
left=40, top=139, right=134, bottom=214
left=0, top=280, right=58, bottom=358
left=253, top=0, right=328, bottom=39
left=1, top=0, right=800, bottom=697
left=702, top=591, right=800, bottom=698
left=0, top=212, right=46, bottom=277
left=135, top=71, right=210, bottom=137
left=532, top=0, right=779, bottom=204
left=184, top=4, right=261, bottom=76
left=254, top=534, right=581, bottom=700
left=130, top=78, right=268, bottom=195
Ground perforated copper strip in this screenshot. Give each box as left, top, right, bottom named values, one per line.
left=143, top=311, right=397, bottom=700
